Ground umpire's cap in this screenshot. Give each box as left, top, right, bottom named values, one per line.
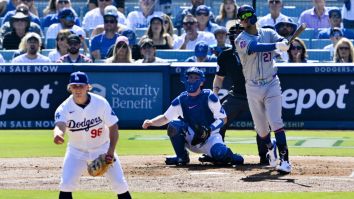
left=237, top=5, right=256, bottom=20
left=69, top=71, right=89, bottom=85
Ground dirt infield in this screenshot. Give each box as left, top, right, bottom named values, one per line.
left=1, top=155, right=354, bottom=192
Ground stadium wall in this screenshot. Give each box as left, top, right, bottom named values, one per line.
left=0, top=63, right=353, bottom=129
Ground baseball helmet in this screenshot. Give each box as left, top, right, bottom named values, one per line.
left=237, top=5, right=257, bottom=25
left=183, top=67, right=205, bottom=93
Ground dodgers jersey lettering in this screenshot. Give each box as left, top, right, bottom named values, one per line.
left=235, top=28, right=283, bottom=81
left=54, top=93, right=118, bottom=151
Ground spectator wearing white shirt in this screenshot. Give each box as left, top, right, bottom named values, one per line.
left=257, top=0, right=292, bottom=28
left=342, top=0, right=354, bottom=28
left=46, top=8, right=86, bottom=39
left=174, top=14, right=216, bottom=50
left=12, top=32, right=51, bottom=63
left=324, top=27, right=344, bottom=59
left=82, top=0, right=126, bottom=33
left=48, top=29, right=71, bottom=62
left=126, top=0, right=163, bottom=30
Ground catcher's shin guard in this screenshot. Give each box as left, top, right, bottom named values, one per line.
left=166, top=121, right=189, bottom=165
left=210, top=143, right=244, bottom=165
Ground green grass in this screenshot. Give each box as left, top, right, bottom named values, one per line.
left=1, top=130, right=354, bottom=198
left=0, top=190, right=353, bottom=199
left=0, top=130, right=354, bottom=157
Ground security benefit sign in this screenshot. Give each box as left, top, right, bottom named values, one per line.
left=279, top=74, right=354, bottom=129
left=87, top=72, right=163, bottom=128
left=0, top=74, right=69, bottom=129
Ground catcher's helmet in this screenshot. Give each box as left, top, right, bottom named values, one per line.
left=237, top=5, right=257, bottom=25
left=183, top=67, right=205, bottom=93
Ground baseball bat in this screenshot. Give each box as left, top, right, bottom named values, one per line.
left=288, top=23, right=307, bottom=44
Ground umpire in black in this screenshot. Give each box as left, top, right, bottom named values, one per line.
left=212, top=22, right=269, bottom=165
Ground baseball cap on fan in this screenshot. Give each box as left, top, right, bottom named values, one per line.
left=69, top=71, right=89, bottom=85
left=194, top=41, right=209, bottom=57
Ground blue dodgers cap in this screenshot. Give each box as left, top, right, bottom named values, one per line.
left=69, top=71, right=89, bottom=85
left=58, top=8, right=75, bottom=19
left=121, top=29, right=137, bottom=45
left=196, top=5, right=210, bottom=16
left=194, top=41, right=209, bottom=57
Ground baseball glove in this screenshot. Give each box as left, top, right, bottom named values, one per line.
left=87, top=154, right=115, bottom=177
left=191, top=124, right=211, bottom=146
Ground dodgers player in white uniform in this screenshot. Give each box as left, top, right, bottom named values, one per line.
left=142, top=67, right=244, bottom=166
left=234, top=5, right=292, bottom=174
left=53, top=71, right=132, bottom=199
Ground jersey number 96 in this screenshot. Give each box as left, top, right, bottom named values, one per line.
left=91, top=128, right=103, bottom=138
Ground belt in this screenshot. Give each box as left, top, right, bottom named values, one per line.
left=251, top=75, right=276, bottom=86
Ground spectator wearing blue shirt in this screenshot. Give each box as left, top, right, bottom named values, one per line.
left=41, top=0, right=81, bottom=30
left=90, top=5, right=120, bottom=60
left=195, top=5, right=220, bottom=34
left=318, top=9, right=354, bottom=39
left=186, top=41, right=217, bottom=62
left=0, top=0, right=17, bottom=17
left=2, top=2, right=40, bottom=26
left=174, top=0, right=215, bottom=34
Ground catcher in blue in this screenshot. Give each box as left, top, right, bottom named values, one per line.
left=234, top=5, right=292, bottom=174
left=142, top=67, right=244, bottom=166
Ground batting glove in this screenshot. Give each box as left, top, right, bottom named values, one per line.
left=275, top=41, right=290, bottom=52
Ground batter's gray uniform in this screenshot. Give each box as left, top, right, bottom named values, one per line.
left=235, top=28, right=284, bottom=136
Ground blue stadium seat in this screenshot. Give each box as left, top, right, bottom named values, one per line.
left=0, top=50, right=17, bottom=62
left=46, top=38, right=56, bottom=49
left=301, top=38, right=311, bottom=49
left=299, top=28, right=318, bottom=39
left=135, top=28, right=148, bottom=39
left=156, top=50, right=194, bottom=62
left=310, top=39, right=332, bottom=49
left=41, top=49, right=52, bottom=56
left=307, top=49, right=331, bottom=61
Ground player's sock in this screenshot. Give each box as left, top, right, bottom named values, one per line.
left=59, top=191, right=72, bottom=199
left=257, top=134, right=269, bottom=159
left=260, top=133, right=273, bottom=149
left=274, top=128, right=289, bottom=161
left=117, top=191, right=132, bottom=199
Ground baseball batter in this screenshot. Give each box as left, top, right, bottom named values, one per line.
left=210, top=22, right=269, bottom=165
left=234, top=5, right=292, bottom=174
left=53, top=71, right=132, bottom=199
left=142, top=67, right=244, bottom=166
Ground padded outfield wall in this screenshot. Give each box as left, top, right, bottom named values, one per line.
left=0, top=63, right=353, bottom=129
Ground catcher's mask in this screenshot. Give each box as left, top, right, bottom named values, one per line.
left=182, top=67, right=205, bottom=93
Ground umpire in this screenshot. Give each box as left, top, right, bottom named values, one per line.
left=213, top=22, right=269, bottom=165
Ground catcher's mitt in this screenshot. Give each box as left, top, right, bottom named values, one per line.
left=87, top=154, right=115, bottom=177
left=191, top=124, right=211, bottom=146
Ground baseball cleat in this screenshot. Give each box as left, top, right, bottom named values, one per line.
left=198, top=154, right=214, bottom=163
left=165, top=156, right=190, bottom=166
left=276, top=160, right=292, bottom=174
left=266, top=140, right=278, bottom=167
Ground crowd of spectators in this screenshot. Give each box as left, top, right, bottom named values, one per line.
left=0, top=0, right=353, bottom=64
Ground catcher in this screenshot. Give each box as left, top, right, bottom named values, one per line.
left=53, top=71, right=132, bottom=199
left=142, top=67, right=244, bottom=166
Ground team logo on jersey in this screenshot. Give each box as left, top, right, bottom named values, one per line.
left=55, top=113, right=60, bottom=119
left=239, top=40, right=246, bottom=48
left=67, top=117, right=103, bottom=132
